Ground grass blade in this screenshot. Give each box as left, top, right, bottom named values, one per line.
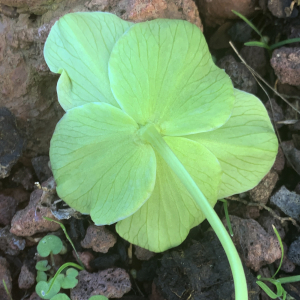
left=244, top=41, right=271, bottom=50
left=232, top=10, right=263, bottom=38
left=270, top=38, right=300, bottom=50
left=272, top=225, right=284, bottom=278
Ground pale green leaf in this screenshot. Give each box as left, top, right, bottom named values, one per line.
left=50, top=102, right=156, bottom=224
left=188, top=89, right=278, bottom=198
left=51, top=294, right=71, bottom=300
left=117, top=137, right=222, bottom=252
left=44, top=12, right=132, bottom=111
left=60, top=268, right=78, bottom=289
left=109, top=19, right=235, bottom=136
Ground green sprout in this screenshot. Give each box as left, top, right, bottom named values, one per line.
left=3, top=279, right=12, bottom=300
left=50, top=294, right=71, bottom=300
left=232, top=10, right=300, bottom=55
left=256, top=226, right=300, bottom=299
left=44, top=12, right=279, bottom=300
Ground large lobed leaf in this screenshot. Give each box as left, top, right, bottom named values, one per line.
left=50, top=102, right=156, bottom=225
left=109, top=19, right=235, bottom=136
left=44, top=13, right=132, bottom=111
left=46, top=12, right=278, bottom=253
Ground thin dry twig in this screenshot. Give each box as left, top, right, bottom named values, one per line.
left=226, top=196, right=300, bottom=230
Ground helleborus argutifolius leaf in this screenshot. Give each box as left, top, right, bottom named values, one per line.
left=188, top=89, right=278, bottom=198
left=117, top=137, right=222, bottom=252
left=50, top=102, right=156, bottom=225
left=44, top=12, right=132, bottom=111
left=109, top=19, right=235, bottom=136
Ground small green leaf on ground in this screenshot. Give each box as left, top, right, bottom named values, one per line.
left=37, top=235, right=63, bottom=257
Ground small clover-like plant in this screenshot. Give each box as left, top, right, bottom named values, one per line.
left=37, top=235, right=63, bottom=257
left=35, top=228, right=84, bottom=299
left=232, top=10, right=300, bottom=55
left=44, top=12, right=279, bottom=299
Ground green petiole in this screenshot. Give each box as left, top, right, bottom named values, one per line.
left=140, top=123, right=248, bottom=300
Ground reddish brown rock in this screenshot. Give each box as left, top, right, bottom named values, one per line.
left=0, top=194, right=18, bottom=226
left=249, top=169, right=279, bottom=205
left=271, top=47, right=300, bottom=86
left=71, top=268, right=131, bottom=299
left=0, top=257, right=12, bottom=300
left=18, top=263, right=36, bottom=289
left=10, top=177, right=60, bottom=236
left=135, top=245, right=155, bottom=261
left=0, top=226, right=26, bottom=255
left=197, top=0, right=257, bottom=27
left=224, top=215, right=282, bottom=271
left=81, top=225, right=117, bottom=253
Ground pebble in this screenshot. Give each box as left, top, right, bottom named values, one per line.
left=249, top=169, right=279, bottom=205
left=18, top=263, right=36, bottom=289
left=224, top=215, right=281, bottom=271
left=10, top=177, right=60, bottom=236
left=70, top=268, right=131, bottom=300
left=271, top=47, right=300, bottom=86
left=270, top=186, right=300, bottom=221
left=81, top=225, right=117, bottom=253
left=288, top=237, right=300, bottom=265
left=281, top=140, right=300, bottom=174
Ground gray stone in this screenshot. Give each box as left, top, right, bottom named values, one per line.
left=288, top=237, right=300, bottom=266
left=270, top=186, right=300, bottom=221
left=0, top=107, right=25, bottom=178
left=281, top=141, right=300, bottom=174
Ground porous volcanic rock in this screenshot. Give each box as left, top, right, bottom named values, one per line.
left=10, top=177, right=60, bottom=236
left=81, top=225, right=117, bottom=253
left=18, top=262, right=36, bottom=289
left=270, top=186, right=300, bottom=221
left=70, top=268, right=131, bottom=299
left=271, top=47, right=300, bottom=86
left=224, top=215, right=281, bottom=271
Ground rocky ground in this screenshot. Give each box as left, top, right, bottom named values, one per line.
left=0, top=0, right=300, bottom=299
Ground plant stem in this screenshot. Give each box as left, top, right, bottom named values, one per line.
left=140, top=124, right=248, bottom=300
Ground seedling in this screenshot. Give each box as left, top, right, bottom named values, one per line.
left=232, top=10, right=300, bottom=55
left=3, top=279, right=12, bottom=300
left=256, top=226, right=300, bottom=299
left=35, top=232, right=83, bottom=299
left=44, top=12, right=279, bottom=299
